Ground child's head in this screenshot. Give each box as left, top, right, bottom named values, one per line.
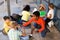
left=23, top=5, right=30, bottom=11
left=39, top=4, right=45, bottom=11
left=11, top=21, right=18, bottom=29
left=33, top=11, right=40, bottom=19
left=3, top=16, right=11, bottom=23
left=49, top=3, right=54, bottom=9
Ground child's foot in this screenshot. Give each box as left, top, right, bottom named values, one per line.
left=2, top=29, right=7, bottom=35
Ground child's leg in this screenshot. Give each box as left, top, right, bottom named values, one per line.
left=20, top=20, right=27, bottom=24
left=45, top=18, right=51, bottom=26
left=2, top=28, right=7, bottom=35
left=31, top=23, right=38, bottom=34
left=41, top=29, right=47, bottom=37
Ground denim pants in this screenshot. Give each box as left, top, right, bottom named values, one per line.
left=34, top=23, right=47, bottom=37
left=19, top=20, right=27, bottom=24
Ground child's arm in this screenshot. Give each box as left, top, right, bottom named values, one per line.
left=8, top=26, right=11, bottom=29
left=18, top=31, right=26, bottom=36
left=23, top=17, right=34, bottom=27
left=22, top=32, right=26, bottom=36
left=18, top=27, right=26, bottom=36
left=47, top=14, right=52, bottom=19
left=21, top=27, right=26, bottom=36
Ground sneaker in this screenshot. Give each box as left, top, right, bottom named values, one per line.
left=29, top=34, right=33, bottom=38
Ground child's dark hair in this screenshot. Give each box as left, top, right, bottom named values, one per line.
left=49, top=3, right=54, bottom=9
left=23, top=5, right=30, bottom=11
left=33, top=11, right=40, bottom=17
left=3, top=16, right=10, bottom=20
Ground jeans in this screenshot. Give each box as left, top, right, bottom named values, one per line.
left=33, top=23, right=47, bottom=37
left=20, top=20, right=27, bottom=24
left=41, top=29, right=47, bottom=37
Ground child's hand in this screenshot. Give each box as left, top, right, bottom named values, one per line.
left=22, top=33, right=26, bottom=36
left=21, top=27, right=26, bottom=36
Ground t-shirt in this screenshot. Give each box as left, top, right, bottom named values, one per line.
left=23, top=17, right=45, bottom=32
left=21, top=11, right=30, bottom=21
left=47, top=9, right=54, bottom=19
left=8, top=29, right=22, bottom=40
left=4, top=21, right=12, bottom=34
left=39, top=11, right=46, bottom=17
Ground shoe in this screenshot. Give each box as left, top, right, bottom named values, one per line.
left=29, top=34, right=33, bottom=38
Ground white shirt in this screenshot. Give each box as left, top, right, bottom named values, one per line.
left=8, top=29, right=22, bottom=40
left=47, top=9, right=54, bottom=19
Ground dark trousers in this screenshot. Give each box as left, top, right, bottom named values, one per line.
left=33, top=23, right=46, bottom=37
left=45, top=18, right=52, bottom=26
left=20, top=20, right=27, bottom=24
left=45, top=18, right=52, bottom=35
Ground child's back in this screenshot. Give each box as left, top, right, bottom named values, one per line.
left=21, top=11, right=30, bottom=21
left=8, top=28, right=22, bottom=40
left=21, top=5, right=30, bottom=22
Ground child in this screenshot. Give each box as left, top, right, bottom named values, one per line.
left=39, top=4, right=46, bottom=17
left=45, top=3, right=54, bottom=26
left=23, top=11, right=45, bottom=37
left=20, top=5, right=31, bottom=24
left=45, top=3, right=54, bottom=33
left=2, top=16, right=12, bottom=35
left=8, top=21, right=26, bottom=40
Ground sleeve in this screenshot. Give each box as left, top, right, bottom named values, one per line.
left=38, top=19, right=45, bottom=32
left=23, top=17, right=34, bottom=27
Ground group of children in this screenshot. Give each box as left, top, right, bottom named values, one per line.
left=2, top=3, right=54, bottom=40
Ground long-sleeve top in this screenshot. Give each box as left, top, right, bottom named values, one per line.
left=23, top=17, right=45, bottom=32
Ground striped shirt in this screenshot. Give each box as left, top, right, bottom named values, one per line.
left=8, top=29, right=22, bottom=40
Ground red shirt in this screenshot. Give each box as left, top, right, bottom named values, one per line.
left=23, top=17, right=45, bottom=32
